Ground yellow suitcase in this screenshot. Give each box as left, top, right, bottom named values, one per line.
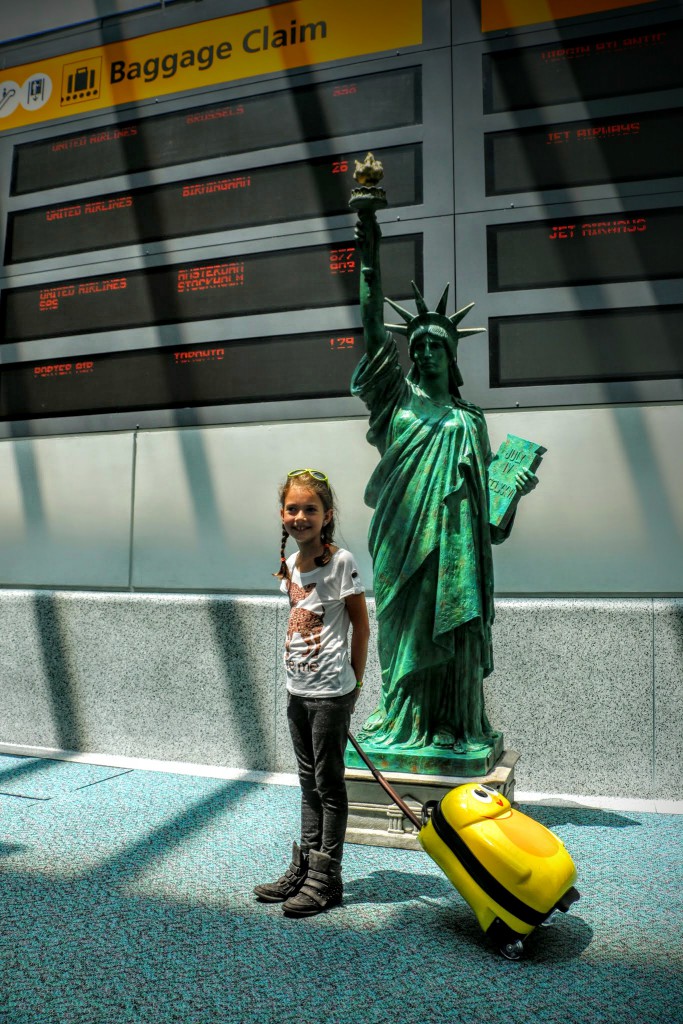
left=419, top=784, right=579, bottom=959
left=348, top=734, right=580, bottom=959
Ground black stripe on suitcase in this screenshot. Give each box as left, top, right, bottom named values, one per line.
left=431, top=802, right=548, bottom=927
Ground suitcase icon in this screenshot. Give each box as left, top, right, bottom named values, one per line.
left=348, top=733, right=580, bottom=959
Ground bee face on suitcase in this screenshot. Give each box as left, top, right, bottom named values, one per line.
left=443, top=783, right=510, bottom=826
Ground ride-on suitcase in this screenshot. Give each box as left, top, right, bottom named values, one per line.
left=348, top=733, right=580, bottom=960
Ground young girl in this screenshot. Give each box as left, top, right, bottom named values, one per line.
left=254, top=468, right=369, bottom=916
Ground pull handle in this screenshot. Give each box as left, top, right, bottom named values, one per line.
left=347, top=731, right=422, bottom=831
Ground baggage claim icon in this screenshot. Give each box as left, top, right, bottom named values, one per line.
left=61, top=58, right=102, bottom=106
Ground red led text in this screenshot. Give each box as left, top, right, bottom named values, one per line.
left=84, top=197, right=133, bottom=215
left=541, top=30, right=667, bottom=63
left=50, top=126, right=137, bottom=152
left=549, top=217, right=647, bottom=240
left=39, top=277, right=126, bottom=311
left=46, top=205, right=82, bottom=222
left=46, top=197, right=133, bottom=222
left=182, top=176, right=251, bottom=197
left=174, top=349, right=225, bottom=364
left=51, top=137, right=87, bottom=152
left=177, top=262, right=245, bottom=292
left=329, top=336, right=355, bottom=350
left=546, top=122, right=640, bottom=145
left=89, top=127, right=138, bottom=145
left=186, top=105, right=244, bottom=124
left=34, top=361, right=94, bottom=378
left=329, top=247, right=356, bottom=274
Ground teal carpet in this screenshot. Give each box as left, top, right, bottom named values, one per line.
left=0, top=755, right=681, bottom=1024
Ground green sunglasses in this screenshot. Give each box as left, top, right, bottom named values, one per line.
left=287, top=468, right=329, bottom=484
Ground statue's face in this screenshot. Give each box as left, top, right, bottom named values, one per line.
left=410, top=330, right=449, bottom=382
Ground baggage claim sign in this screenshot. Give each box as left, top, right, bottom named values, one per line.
left=0, top=0, right=422, bottom=132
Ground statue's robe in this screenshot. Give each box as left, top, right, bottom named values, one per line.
left=352, top=334, right=511, bottom=749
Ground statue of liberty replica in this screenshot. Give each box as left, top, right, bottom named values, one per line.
left=348, top=155, right=537, bottom=776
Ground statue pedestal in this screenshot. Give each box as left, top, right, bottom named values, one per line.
left=344, top=749, right=519, bottom=851
left=345, top=731, right=504, bottom=777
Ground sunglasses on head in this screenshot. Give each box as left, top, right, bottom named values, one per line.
left=287, top=468, right=329, bottom=484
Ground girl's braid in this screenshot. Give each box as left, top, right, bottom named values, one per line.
left=274, top=524, right=290, bottom=580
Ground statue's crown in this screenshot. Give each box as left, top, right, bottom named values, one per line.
left=384, top=282, right=485, bottom=352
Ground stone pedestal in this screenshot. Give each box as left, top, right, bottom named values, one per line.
left=345, top=750, right=519, bottom=850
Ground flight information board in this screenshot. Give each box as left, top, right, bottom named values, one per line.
left=489, top=306, right=683, bottom=387
left=11, top=65, right=421, bottom=195
left=0, top=52, right=431, bottom=428
left=485, top=108, right=683, bottom=195
left=487, top=207, right=683, bottom=291
left=483, top=21, right=682, bottom=113
left=1, top=236, right=421, bottom=343
left=6, top=144, right=421, bottom=263
left=0, top=329, right=372, bottom=420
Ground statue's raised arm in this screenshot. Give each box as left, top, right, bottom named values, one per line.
left=349, top=152, right=391, bottom=362
left=354, top=212, right=387, bottom=361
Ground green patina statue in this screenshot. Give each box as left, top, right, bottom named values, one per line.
left=347, top=155, right=536, bottom=776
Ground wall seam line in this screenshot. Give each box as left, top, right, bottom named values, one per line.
left=127, top=429, right=139, bottom=592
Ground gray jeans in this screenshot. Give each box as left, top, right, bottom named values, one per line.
left=287, top=689, right=354, bottom=864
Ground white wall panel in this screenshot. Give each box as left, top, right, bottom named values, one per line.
left=0, top=432, right=133, bottom=587
left=131, top=419, right=378, bottom=591
left=488, top=403, right=683, bottom=593
left=128, top=402, right=683, bottom=594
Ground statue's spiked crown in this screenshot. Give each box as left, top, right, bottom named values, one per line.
left=385, top=281, right=485, bottom=355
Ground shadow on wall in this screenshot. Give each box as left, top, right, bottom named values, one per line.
left=32, top=590, right=85, bottom=752
left=176, top=430, right=273, bottom=769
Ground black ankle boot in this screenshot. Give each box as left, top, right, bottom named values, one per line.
left=253, top=842, right=309, bottom=902
left=282, top=850, right=343, bottom=916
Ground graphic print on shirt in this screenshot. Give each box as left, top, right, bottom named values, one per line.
left=285, top=580, right=325, bottom=663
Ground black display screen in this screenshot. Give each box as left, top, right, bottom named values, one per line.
left=488, top=207, right=683, bottom=291
left=11, top=66, right=421, bottom=195
left=489, top=306, right=683, bottom=387
left=483, top=21, right=682, bottom=113
left=0, top=330, right=371, bottom=420
left=0, top=235, right=421, bottom=343
left=485, top=108, right=683, bottom=195
left=6, top=145, right=421, bottom=264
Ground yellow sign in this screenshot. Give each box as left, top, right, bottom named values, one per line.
left=0, top=0, right=422, bottom=133
left=482, top=0, right=657, bottom=32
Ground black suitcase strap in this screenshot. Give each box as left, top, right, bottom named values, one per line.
left=431, top=801, right=547, bottom=927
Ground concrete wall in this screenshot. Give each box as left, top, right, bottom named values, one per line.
left=0, top=588, right=680, bottom=801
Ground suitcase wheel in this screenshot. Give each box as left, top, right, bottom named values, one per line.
left=488, top=918, right=526, bottom=960
left=556, top=886, right=581, bottom=913
left=500, top=939, right=524, bottom=961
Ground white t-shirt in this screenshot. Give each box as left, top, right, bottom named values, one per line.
left=281, top=548, right=365, bottom=697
